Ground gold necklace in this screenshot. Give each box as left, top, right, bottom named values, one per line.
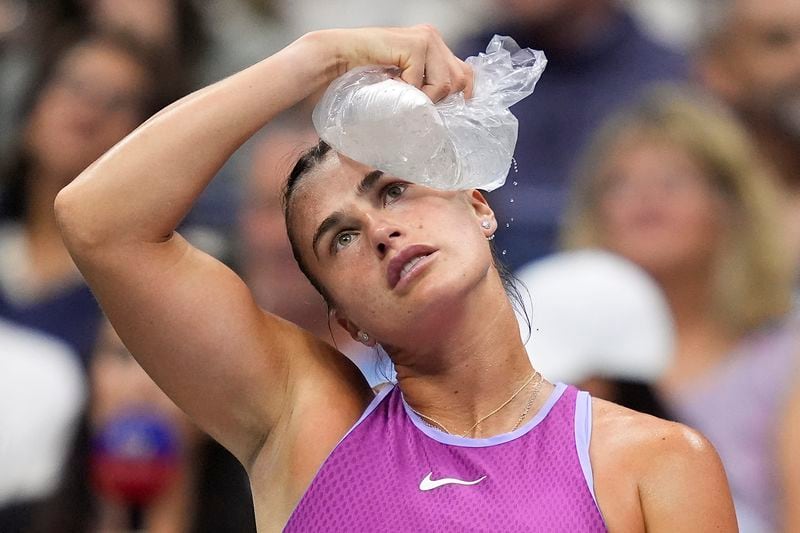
left=408, top=371, right=543, bottom=438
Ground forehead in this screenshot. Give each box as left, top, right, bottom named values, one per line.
left=288, top=152, right=378, bottom=244
left=61, top=41, right=142, bottom=78
left=733, top=0, right=800, bottom=27
left=606, top=132, right=700, bottom=169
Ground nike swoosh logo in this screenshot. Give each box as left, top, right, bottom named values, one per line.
left=419, top=471, right=487, bottom=491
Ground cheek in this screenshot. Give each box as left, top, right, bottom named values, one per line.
left=90, top=114, right=140, bottom=155
left=600, top=193, right=724, bottom=269
left=24, top=95, right=61, bottom=150
left=677, top=200, right=725, bottom=253
left=108, top=111, right=141, bottom=136
left=322, top=247, right=380, bottom=300
left=735, top=40, right=800, bottom=99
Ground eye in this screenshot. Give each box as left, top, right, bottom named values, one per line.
left=333, top=231, right=357, bottom=253
left=762, top=28, right=794, bottom=49
left=382, top=183, right=408, bottom=205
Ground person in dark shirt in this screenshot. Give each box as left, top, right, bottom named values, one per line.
left=696, top=0, right=800, bottom=271
left=457, top=0, right=688, bottom=268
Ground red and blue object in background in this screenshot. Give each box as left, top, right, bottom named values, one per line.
left=90, top=410, right=181, bottom=506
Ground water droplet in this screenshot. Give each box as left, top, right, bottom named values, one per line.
left=512, top=181, right=518, bottom=186
left=509, top=198, right=514, bottom=203
left=505, top=222, right=510, bottom=228
left=502, top=249, right=507, bottom=255
left=510, top=217, right=514, bottom=222
left=511, top=157, right=519, bottom=173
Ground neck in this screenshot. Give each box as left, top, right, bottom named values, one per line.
left=18, top=168, right=81, bottom=290
left=389, top=270, right=548, bottom=437
left=653, top=265, right=736, bottom=389
left=749, top=118, right=800, bottom=191
left=24, top=167, right=69, bottom=241
left=657, top=266, right=716, bottom=332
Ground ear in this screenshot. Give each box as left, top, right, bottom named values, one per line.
left=332, top=309, right=376, bottom=347
left=469, top=189, right=497, bottom=239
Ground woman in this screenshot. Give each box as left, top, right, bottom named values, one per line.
left=561, top=87, right=800, bottom=531
left=0, top=29, right=168, bottom=366
left=55, top=27, right=737, bottom=531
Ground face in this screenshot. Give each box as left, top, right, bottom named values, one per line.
left=239, top=131, right=326, bottom=327
left=492, top=0, right=593, bottom=26
left=24, top=40, right=152, bottom=181
left=714, top=0, right=800, bottom=126
left=289, top=153, right=496, bottom=349
left=89, top=0, right=178, bottom=48
left=596, top=136, right=727, bottom=280
left=89, top=321, right=196, bottom=442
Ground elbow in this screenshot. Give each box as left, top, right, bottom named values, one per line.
left=54, top=182, right=106, bottom=254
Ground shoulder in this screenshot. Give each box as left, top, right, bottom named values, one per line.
left=591, top=396, right=712, bottom=461
left=589, top=396, right=738, bottom=532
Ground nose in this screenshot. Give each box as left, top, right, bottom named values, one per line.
left=368, top=219, right=403, bottom=259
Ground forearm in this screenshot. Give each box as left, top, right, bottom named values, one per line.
left=56, top=32, right=338, bottom=250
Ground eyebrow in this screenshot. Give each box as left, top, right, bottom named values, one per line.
left=311, top=170, right=385, bottom=259
left=312, top=211, right=344, bottom=259
left=357, top=170, right=384, bottom=195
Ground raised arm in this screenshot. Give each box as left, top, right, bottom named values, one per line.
left=54, top=26, right=472, bottom=464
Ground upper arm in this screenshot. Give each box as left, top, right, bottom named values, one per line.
left=73, top=232, right=366, bottom=464
left=638, top=425, right=738, bottom=532
left=778, top=372, right=800, bottom=531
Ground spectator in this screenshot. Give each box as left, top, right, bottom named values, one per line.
left=457, top=0, right=688, bottom=269
left=696, top=0, right=800, bottom=269
left=561, top=86, right=800, bottom=532
left=238, top=123, right=392, bottom=386
left=0, top=0, right=87, bottom=161
left=85, top=0, right=210, bottom=93
left=0, top=30, right=169, bottom=366
left=32, top=320, right=256, bottom=532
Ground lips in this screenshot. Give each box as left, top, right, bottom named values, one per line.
left=387, top=244, right=438, bottom=290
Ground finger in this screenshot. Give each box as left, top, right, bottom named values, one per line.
left=399, top=42, right=426, bottom=89
left=450, top=59, right=474, bottom=99
left=419, top=46, right=455, bottom=102
left=449, top=62, right=469, bottom=96
left=462, top=62, right=474, bottom=100
left=421, top=68, right=452, bottom=103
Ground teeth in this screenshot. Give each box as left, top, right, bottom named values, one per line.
left=400, top=255, right=425, bottom=278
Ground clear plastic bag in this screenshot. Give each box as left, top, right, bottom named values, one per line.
left=312, top=35, right=547, bottom=191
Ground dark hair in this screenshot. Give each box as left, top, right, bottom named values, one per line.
left=282, top=139, right=336, bottom=304
left=0, top=28, right=173, bottom=221
left=281, top=140, right=532, bottom=339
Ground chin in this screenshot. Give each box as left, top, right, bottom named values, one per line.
left=402, top=264, right=490, bottom=317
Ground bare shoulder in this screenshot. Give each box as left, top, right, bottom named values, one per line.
left=590, top=396, right=713, bottom=461
left=589, top=397, right=738, bottom=532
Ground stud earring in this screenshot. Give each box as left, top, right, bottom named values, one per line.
left=481, top=220, right=491, bottom=229
left=357, top=331, right=370, bottom=343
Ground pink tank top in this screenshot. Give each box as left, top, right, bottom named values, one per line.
left=284, top=383, right=607, bottom=531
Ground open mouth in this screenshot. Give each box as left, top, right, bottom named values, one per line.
left=387, top=245, right=438, bottom=290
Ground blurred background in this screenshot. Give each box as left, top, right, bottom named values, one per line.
left=0, top=0, right=797, bottom=531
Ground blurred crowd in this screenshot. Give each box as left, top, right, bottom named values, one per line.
left=0, top=0, right=797, bottom=532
